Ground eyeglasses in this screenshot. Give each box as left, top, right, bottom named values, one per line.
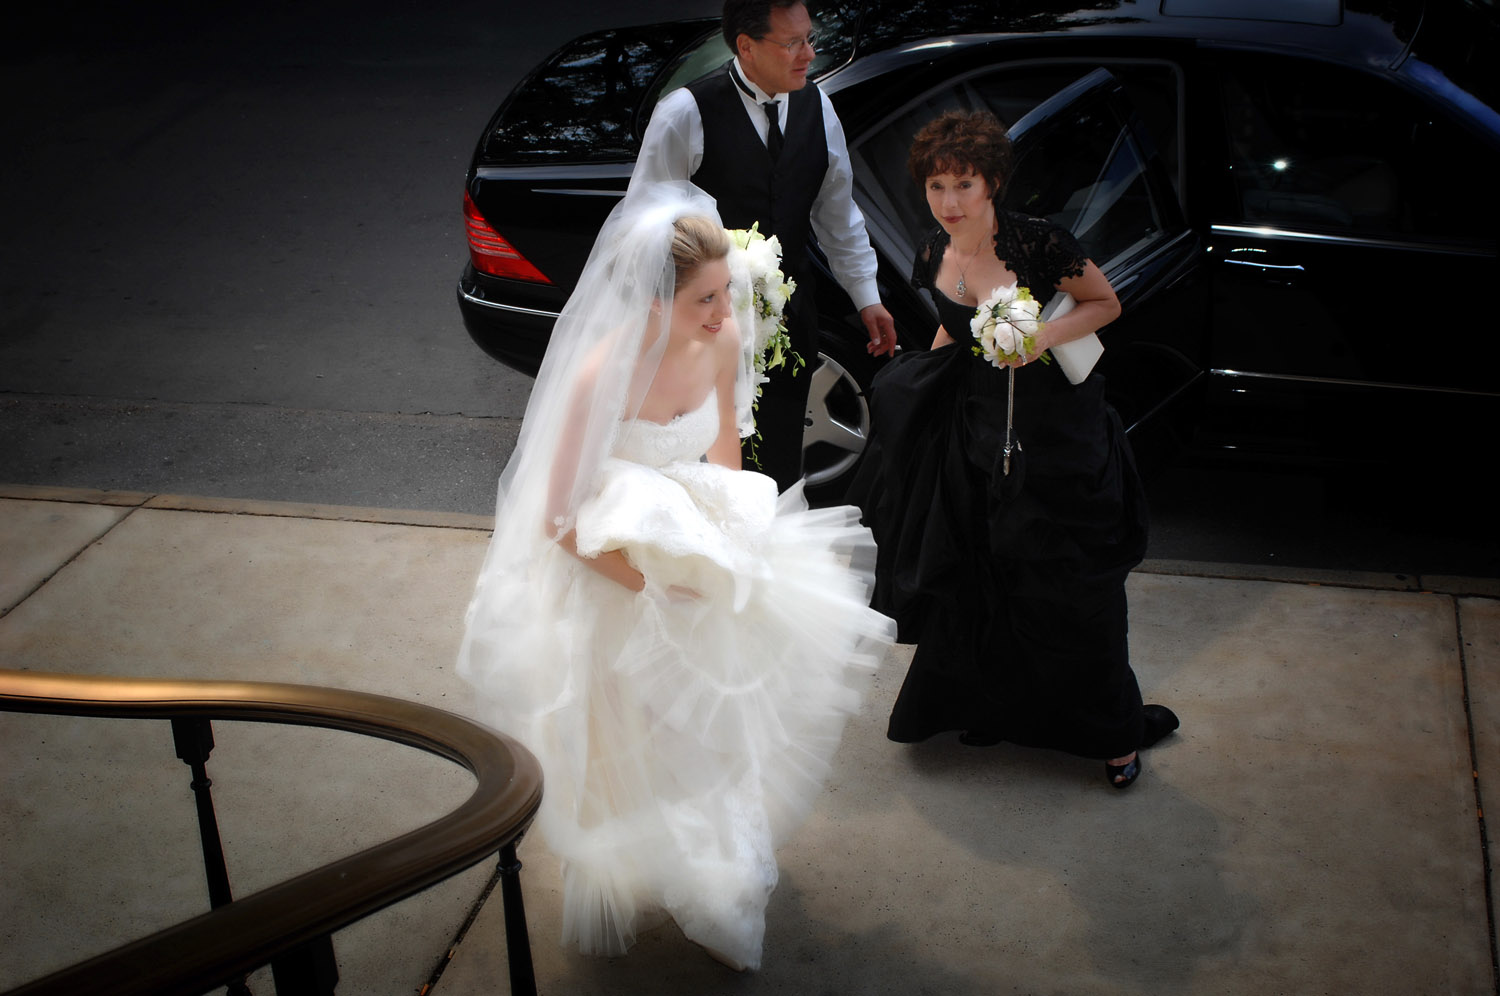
left=757, top=32, right=817, bottom=53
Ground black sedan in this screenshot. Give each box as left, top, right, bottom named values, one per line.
left=458, top=0, right=1499, bottom=501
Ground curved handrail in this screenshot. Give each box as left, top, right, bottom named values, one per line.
left=0, top=668, right=544, bottom=996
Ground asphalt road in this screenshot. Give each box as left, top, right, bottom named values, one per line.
left=2, top=3, right=1494, bottom=578
left=1, top=1, right=716, bottom=514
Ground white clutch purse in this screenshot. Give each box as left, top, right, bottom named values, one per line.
left=1041, top=292, right=1103, bottom=385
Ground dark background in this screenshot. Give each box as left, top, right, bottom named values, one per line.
left=2, top=1, right=1493, bottom=578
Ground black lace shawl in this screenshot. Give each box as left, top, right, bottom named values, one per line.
left=911, top=211, right=1088, bottom=309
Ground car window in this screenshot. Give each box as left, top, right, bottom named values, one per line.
left=1008, top=92, right=1168, bottom=269
left=850, top=63, right=1182, bottom=288
left=1217, top=53, right=1497, bottom=246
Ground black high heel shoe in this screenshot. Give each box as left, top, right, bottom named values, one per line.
left=1105, top=753, right=1141, bottom=789
left=1141, top=704, right=1180, bottom=748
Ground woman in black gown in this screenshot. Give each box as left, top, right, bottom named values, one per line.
left=850, top=110, right=1177, bottom=787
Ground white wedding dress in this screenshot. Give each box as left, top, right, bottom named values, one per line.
left=459, top=390, right=895, bottom=969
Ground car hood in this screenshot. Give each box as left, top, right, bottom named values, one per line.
left=476, top=20, right=719, bottom=166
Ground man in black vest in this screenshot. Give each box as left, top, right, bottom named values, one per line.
left=631, top=0, right=896, bottom=492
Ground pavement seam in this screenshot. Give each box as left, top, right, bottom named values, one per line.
left=0, top=390, right=510, bottom=424
left=1453, top=598, right=1500, bottom=988
left=418, top=856, right=505, bottom=996
left=1, top=502, right=142, bottom=620
left=1136, top=559, right=1500, bottom=600
left=0, top=484, right=493, bottom=533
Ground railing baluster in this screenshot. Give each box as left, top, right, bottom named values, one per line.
left=270, top=935, right=339, bottom=995
left=171, top=717, right=253, bottom=996
left=498, top=839, right=537, bottom=996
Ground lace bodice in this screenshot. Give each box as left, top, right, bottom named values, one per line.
left=614, top=390, right=719, bottom=468
left=911, top=211, right=1088, bottom=310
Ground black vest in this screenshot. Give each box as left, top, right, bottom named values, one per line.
left=686, top=67, right=828, bottom=273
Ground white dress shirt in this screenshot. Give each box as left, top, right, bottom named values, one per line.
left=630, top=57, right=881, bottom=311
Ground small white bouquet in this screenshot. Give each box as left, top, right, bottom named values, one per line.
left=727, top=223, right=803, bottom=459
left=971, top=283, right=1049, bottom=368
left=728, top=223, right=801, bottom=387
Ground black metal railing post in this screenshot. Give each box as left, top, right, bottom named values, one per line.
left=270, top=935, right=338, bottom=996
left=171, top=717, right=234, bottom=909
left=498, top=839, right=536, bottom=996
left=171, top=716, right=253, bottom=996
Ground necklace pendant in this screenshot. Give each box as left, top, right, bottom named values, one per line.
left=956, top=277, right=966, bottom=297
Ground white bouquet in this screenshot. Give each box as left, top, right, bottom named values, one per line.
left=971, top=283, right=1049, bottom=368
left=727, top=222, right=800, bottom=390
left=727, top=224, right=803, bottom=460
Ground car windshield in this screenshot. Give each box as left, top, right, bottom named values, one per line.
left=644, top=1, right=863, bottom=110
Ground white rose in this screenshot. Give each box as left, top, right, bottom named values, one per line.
left=986, top=283, right=1019, bottom=308
left=994, top=323, right=1020, bottom=356
left=745, top=239, right=777, bottom=274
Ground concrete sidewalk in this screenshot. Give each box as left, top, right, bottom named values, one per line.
left=2, top=483, right=1497, bottom=995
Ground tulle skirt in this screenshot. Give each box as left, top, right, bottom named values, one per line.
left=458, top=478, right=894, bottom=968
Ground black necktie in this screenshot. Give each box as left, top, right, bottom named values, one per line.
left=763, top=101, right=783, bottom=162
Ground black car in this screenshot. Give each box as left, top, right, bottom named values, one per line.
left=458, top=0, right=1499, bottom=500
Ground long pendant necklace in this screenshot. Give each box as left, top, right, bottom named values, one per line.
left=954, top=232, right=988, bottom=298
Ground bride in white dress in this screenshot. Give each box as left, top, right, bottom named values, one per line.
left=457, top=183, right=895, bottom=971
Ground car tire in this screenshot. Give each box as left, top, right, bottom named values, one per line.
left=802, top=328, right=878, bottom=506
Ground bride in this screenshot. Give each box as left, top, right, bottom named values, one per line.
left=457, top=183, right=895, bottom=971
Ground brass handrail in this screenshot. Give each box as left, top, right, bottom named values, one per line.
left=0, top=668, right=544, bottom=996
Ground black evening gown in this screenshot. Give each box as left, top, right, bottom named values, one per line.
left=849, top=213, right=1150, bottom=759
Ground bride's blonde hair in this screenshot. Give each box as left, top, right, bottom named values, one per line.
left=670, top=215, right=731, bottom=290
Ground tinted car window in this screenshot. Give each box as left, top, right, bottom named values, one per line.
left=486, top=23, right=718, bottom=162
left=1008, top=95, right=1167, bottom=268
left=1218, top=53, right=1497, bottom=245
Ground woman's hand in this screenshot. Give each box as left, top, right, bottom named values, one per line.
left=1042, top=261, right=1121, bottom=349
left=1001, top=344, right=1046, bottom=370
left=639, top=578, right=703, bottom=603
left=1000, top=262, right=1120, bottom=370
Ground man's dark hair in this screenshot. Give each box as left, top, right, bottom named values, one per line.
left=721, top=0, right=803, bottom=51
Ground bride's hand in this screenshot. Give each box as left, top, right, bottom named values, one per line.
left=642, top=579, right=703, bottom=603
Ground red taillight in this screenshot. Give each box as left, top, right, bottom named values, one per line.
left=464, top=191, right=552, bottom=284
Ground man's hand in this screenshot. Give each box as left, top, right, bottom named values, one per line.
left=861, top=303, right=897, bottom=357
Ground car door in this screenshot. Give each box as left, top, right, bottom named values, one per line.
left=849, top=64, right=1203, bottom=436
left=1198, top=49, right=1500, bottom=463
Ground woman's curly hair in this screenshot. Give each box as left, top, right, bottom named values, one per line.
left=908, top=110, right=1014, bottom=198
